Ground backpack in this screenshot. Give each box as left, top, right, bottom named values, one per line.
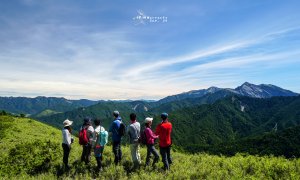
left=98, top=130, right=108, bottom=146
left=79, top=126, right=89, bottom=145
left=139, top=129, right=147, bottom=145
left=118, top=122, right=126, bottom=136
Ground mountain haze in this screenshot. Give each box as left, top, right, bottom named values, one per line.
left=0, top=82, right=297, bottom=117
left=0, top=96, right=99, bottom=115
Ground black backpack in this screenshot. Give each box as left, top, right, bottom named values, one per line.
left=139, top=129, right=147, bottom=145
left=118, top=122, right=126, bottom=136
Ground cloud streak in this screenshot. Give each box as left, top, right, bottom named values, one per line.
left=0, top=1, right=300, bottom=99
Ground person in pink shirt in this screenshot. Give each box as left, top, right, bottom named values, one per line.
left=144, top=117, right=159, bottom=167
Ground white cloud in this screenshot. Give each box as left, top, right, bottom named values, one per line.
left=1, top=1, right=300, bottom=99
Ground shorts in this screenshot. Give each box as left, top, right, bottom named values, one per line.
left=94, top=145, right=104, bottom=158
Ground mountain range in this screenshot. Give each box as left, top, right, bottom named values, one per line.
left=0, top=82, right=298, bottom=117
left=1, top=82, right=300, bottom=155
left=158, top=82, right=298, bottom=104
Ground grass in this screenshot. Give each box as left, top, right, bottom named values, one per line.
left=1, top=115, right=300, bottom=179
left=32, top=109, right=61, bottom=118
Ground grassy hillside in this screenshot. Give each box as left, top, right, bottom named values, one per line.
left=1, top=115, right=300, bottom=179
left=32, top=109, right=61, bottom=118
left=220, top=125, right=300, bottom=157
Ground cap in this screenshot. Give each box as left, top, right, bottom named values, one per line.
left=161, top=112, right=168, bottom=119
left=144, top=117, right=153, bottom=123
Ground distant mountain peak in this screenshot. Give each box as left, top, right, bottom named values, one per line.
left=158, top=82, right=298, bottom=103
left=235, top=82, right=298, bottom=98
left=207, top=86, right=220, bottom=90
left=241, top=82, right=252, bottom=86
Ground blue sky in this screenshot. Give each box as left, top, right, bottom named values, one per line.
left=0, top=0, right=300, bottom=100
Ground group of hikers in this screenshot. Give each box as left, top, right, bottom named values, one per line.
left=61, top=110, right=173, bottom=172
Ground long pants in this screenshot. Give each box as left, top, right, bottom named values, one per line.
left=159, top=146, right=172, bottom=170
left=146, top=144, right=159, bottom=166
left=81, top=144, right=92, bottom=164
left=96, top=157, right=102, bottom=170
left=94, top=146, right=104, bottom=170
left=62, top=143, right=70, bottom=167
left=130, top=143, right=141, bottom=167
left=112, top=141, right=122, bottom=165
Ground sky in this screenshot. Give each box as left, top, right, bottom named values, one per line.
left=0, top=0, right=300, bottom=100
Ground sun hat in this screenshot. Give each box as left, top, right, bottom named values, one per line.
left=144, top=117, right=153, bottom=124
left=63, top=119, right=73, bottom=127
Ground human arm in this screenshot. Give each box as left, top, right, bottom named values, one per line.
left=146, top=128, right=158, bottom=139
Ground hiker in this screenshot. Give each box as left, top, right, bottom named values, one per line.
left=62, top=119, right=74, bottom=169
left=109, top=110, right=123, bottom=165
left=127, top=113, right=141, bottom=169
left=144, top=117, right=159, bottom=167
left=155, top=112, right=172, bottom=171
left=93, top=118, right=108, bottom=171
left=80, top=117, right=94, bottom=165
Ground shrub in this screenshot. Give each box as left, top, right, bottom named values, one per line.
left=0, top=140, right=60, bottom=176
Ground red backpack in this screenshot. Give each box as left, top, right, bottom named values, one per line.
left=79, top=126, right=89, bottom=145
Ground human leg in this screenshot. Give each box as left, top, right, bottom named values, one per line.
left=159, top=146, right=169, bottom=170
left=166, top=146, right=172, bottom=166
left=150, top=145, right=159, bottom=166
left=86, top=144, right=92, bottom=164
left=113, top=141, right=121, bottom=165
left=81, top=145, right=87, bottom=162
left=62, top=143, right=70, bottom=167
left=145, top=144, right=151, bottom=166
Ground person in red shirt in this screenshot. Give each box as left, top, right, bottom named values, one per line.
left=155, top=112, right=172, bottom=170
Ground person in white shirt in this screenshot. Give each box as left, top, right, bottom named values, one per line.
left=80, top=117, right=94, bottom=165
left=62, top=119, right=73, bottom=169
left=93, top=118, right=106, bottom=171
left=127, top=113, right=141, bottom=169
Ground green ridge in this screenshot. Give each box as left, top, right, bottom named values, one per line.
left=1, top=115, right=300, bottom=179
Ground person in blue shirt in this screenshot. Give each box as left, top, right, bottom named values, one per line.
left=109, top=110, right=123, bottom=165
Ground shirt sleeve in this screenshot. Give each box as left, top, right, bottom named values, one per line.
left=149, top=129, right=159, bottom=139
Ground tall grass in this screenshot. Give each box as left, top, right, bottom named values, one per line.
left=1, top=115, right=300, bottom=179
